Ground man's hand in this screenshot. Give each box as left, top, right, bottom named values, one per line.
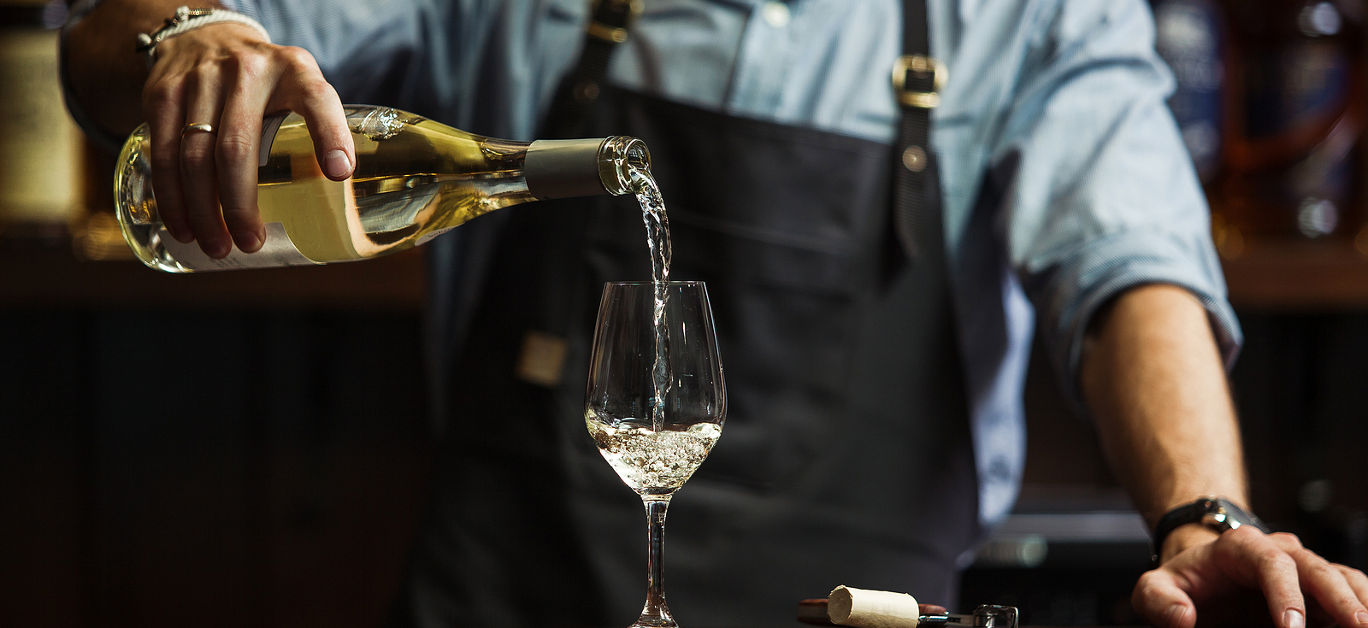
left=64, top=1, right=356, bottom=258
left=1133, top=525, right=1368, bottom=628
left=142, top=23, right=354, bottom=257
left=1077, top=285, right=1368, bottom=627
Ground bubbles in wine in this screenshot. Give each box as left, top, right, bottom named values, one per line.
left=585, top=412, right=721, bottom=495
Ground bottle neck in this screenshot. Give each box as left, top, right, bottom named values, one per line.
left=597, top=136, right=652, bottom=195
left=523, top=136, right=652, bottom=200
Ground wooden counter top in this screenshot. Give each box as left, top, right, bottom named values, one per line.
left=0, top=231, right=426, bottom=311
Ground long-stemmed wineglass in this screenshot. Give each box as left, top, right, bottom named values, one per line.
left=584, top=281, right=727, bottom=628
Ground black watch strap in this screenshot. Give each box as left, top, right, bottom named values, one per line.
left=1152, top=497, right=1272, bottom=560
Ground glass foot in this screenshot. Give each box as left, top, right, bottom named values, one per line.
left=629, top=604, right=675, bottom=628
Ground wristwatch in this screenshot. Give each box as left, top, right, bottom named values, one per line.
left=1151, top=497, right=1272, bottom=561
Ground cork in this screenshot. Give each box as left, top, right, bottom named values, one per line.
left=827, top=585, right=921, bottom=628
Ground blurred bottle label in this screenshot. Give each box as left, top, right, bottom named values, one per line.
left=1154, top=0, right=1226, bottom=180
left=1219, top=0, right=1362, bottom=246
left=0, top=18, right=85, bottom=231
left=1245, top=45, right=1349, bottom=137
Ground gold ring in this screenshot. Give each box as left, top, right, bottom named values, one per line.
left=181, top=122, right=215, bottom=136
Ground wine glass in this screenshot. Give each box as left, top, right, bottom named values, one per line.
left=584, top=280, right=727, bottom=628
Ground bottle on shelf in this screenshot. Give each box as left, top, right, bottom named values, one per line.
left=1212, top=0, right=1364, bottom=253
left=1153, top=0, right=1228, bottom=184
left=115, top=104, right=650, bottom=272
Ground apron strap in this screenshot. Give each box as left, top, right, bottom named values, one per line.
left=892, top=0, right=944, bottom=261
left=542, top=0, right=642, bottom=138
left=548, top=0, right=942, bottom=263
left=511, top=1, right=643, bottom=390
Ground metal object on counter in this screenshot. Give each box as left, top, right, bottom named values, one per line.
left=919, top=605, right=1019, bottom=628
left=798, top=597, right=1019, bottom=628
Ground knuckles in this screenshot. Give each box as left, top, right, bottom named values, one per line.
left=133, top=36, right=337, bottom=238
left=295, top=79, right=340, bottom=112
left=1132, top=569, right=1170, bottom=601
left=179, top=140, right=216, bottom=173
left=1269, top=531, right=1304, bottom=550
left=143, top=41, right=326, bottom=111
left=1133, top=569, right=1163, bottom=592
left=140, top=79, right=181, bottom=121
left=215, top=131, right=256, bottom=166
left=275, top=45, right=323, bottom=75
left=1130, top=571, right=1176, bottom=626
left=149, top=151, right=180, bottom=174
left=225, top=52, right=270, bottom=86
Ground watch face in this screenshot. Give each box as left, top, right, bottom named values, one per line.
left=1203, top=498, right=1271, bottom=534
left=1153, top=497, right=1273, bottom=562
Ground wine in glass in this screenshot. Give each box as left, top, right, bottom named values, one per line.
left=584, top=280, right=727, bottom=628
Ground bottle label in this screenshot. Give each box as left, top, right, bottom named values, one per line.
left=160, top=222, right=322, bottom=271
left=414, top=224, right=458, bottom=247
left=260, top=113, right=287, bottom=167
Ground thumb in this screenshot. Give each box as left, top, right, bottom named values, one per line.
left=1133, top=569, right=1198, bottom=628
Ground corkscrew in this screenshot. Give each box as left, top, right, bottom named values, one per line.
left=797, top=586, right=1019, bottom=628
left=911, top=605, right=1019, bottom=628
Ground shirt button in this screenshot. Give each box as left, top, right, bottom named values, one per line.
left=762, top=1, right=791, bottom=28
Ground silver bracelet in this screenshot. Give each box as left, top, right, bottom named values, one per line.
left=134, top=5, right=271, bottom=63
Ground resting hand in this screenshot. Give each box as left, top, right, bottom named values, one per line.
left=141, top=22, right=353, bottom=257
left=1133, top=525, right=1368, bottom=628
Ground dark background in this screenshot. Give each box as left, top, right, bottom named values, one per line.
left=4, top=0, right=1367, bottom=626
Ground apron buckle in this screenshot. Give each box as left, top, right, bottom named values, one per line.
left=588, top=0, right=643, bottom=43
left=892, top=54, right=946, bottom=109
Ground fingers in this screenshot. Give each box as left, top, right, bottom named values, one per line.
left=1139, top=523, right=1368, bottom=628
left=1216, top=527, right=1306, bottom=628
left=216, top=55, right=274, bottom=253
left=1269, top=534, right=1368, bottom=628
left=1132, top=567, right=1198, bottom=628
left=267, top=46, right=353, bottom=181
left=1342, top=565, right=1368, bottom=626
left=140, top=30, right=347, bottom=258
left=142, top=76, right=192, bottom=244
left=180, top=67, right=233, bottom=257
left=300, top=81, right=353, bottom=181
left=1343, top=564, right=1368, bottom=607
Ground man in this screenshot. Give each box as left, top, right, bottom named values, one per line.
left=62, top=1, right=1368, bottom=627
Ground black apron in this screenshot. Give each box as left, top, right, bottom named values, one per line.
left=394, top=7, right=978, bottom=624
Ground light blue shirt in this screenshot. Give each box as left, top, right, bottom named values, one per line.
left=202, top=0, right=1242, bottom=528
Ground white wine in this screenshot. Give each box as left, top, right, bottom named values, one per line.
left=633, top=168, right=673, bottom=431
left=586, top=410, right=721, bottom=496
left=114, top=105, right=650, bottom=272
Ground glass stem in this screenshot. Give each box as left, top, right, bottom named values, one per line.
left=637, top=495, right=674, bottom=627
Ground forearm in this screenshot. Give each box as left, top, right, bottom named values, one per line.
left=62, top=0, right=218, bottom=138
left=1079, top=283, right=1248, bottom=558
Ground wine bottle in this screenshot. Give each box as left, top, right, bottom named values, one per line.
left=114, top=105, right=651, bottom=272
left=1215, top=0, right=1363, bottom=247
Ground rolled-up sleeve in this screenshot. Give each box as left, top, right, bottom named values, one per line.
left=993, top=0, right=1241, bottom=400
